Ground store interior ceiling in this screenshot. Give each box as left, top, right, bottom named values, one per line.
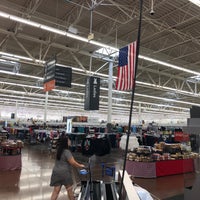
left=0, top=0, right=200, bottom=122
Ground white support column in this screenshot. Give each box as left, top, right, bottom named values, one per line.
left=15, top=101, right=18, bottom=122
left=107, top=61, right=113, bottom=124
left=138, top=103, right=141, bottom=124
left=44, top=91, right=48, bottom=122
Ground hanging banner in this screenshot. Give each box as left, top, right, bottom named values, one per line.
left=84, top=76, right=100, bottom=110
left=43, top=58, right=56, bottom=84
left=54, top=65, right=72, bottom=87
left=43, top=58, right=72, bottom=91
left=44, top=79, right=55, bottom=92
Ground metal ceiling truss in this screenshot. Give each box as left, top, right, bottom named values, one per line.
left=0, top=0, right=200, bottom=121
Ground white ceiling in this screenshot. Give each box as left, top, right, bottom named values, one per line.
left=0, top=0, right=200, bottom=121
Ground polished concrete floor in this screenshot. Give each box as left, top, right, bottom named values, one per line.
left=0, top=143, right=124, bottom=200
left=0, top=143, right=199, bottom=200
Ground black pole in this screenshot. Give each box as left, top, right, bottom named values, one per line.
left=118, top=0, right=144, bottom=199
left=88, top=157, right=93, bottom=200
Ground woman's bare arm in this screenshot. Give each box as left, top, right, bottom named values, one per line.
left=68, top=157, right=85, bottom=168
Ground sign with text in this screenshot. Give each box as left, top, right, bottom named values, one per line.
left=44, top=79, right=55, bottom=92
left=54, top=65, right=72, bottom=87
left=44, top=59, right=56, bottom=83
left=84, top=76, right=100, bottom=110
left=43, top=59, right=72, bottom=91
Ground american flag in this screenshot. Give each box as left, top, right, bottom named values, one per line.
left=116, top=41, right=137, bottom=91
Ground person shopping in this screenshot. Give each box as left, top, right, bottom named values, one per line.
left=50, top=137, right=85, bottom=200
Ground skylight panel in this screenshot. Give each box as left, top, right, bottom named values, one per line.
left=189, top=0, right=200, bottom=7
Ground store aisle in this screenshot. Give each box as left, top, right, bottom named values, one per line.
left=0, top=144, right=65, bottom=200
left=0, top=143, right=123, bottom=200
left=0, top=143, right=198, bottom=200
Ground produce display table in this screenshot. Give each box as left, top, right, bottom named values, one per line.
left=0, top=154, right=22, bottom=170
left=126, top=159, right=194, bottom=178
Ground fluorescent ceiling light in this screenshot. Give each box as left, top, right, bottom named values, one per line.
left=35, top=59, right=45, bottom=64
left=136, top=81, right=198, bottom=96
left=0, top=93, right=83, bottom=104
left=1, top=55, right=19, bottom=61
left=40, top=25, right=66, bottom=35
left=104, top=94, right=189, bottom=111
left=1, top=95, right=183, bottom=114
left=66, top=32, right=89, bottom=42
left=9, top=15, right=40, bottom=27
left=0, top=12, right=9, bottom=18
left=0, top=51, right=32, bottom=61
left=0, top=70, right=17, bottom=75
left=0, top=51, right=45, bottom=64
left=139, top=55, right=200, bottom=76
left=0, top=81, right=84, bottom=95
left=134, top=100, right=189, bottom=111
left=189, top=0, right=200, bottom=7
left=0, top=70, right=43, bottom=79
left=0, top=10, right=117, bottom=50
left=188, top=75, right=200, bottom=82
left=18, top=73, right=43, bottom=79
left=13, top=54, right=31, bottom=61
left=0, top=81, right=41, bottom=89
left=72, top=83, right=85, bottom=87
left=0, top=51, right=199, bottom=103
left=0, top=11, right=199, bottom=77
left=135, top=93, right=200, bottom=107
left=0, top=11, right=198, bottom=112
left=0, top=80, right=191, bottom=111
left=1, top=98, right=44, bottom=105
left=55, top=63, right=85, bottom=73
left=53, top=89, right=83, bottom=95
left=0, top=94, right=42, bottom=101
left=0, top=58, right=18, bottom=64
left=89, top=40, right=118, bottom=51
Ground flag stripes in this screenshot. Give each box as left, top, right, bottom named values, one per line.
left=116, top=41, right=137, bottom=91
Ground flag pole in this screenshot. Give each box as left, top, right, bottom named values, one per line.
left=118, top=0, right=144, bottom=199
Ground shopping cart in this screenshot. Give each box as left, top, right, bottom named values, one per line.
left=74, top=157, right=120, bottom=200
